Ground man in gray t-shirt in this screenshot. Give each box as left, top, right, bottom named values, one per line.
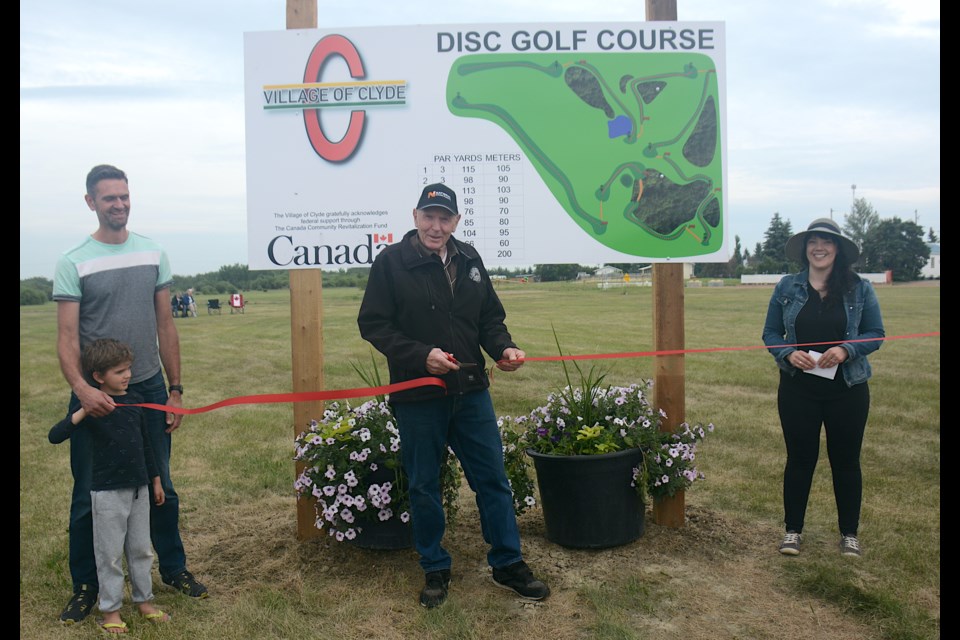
left=52, top=165, right=208, bottom=625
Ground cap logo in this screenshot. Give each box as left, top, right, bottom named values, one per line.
left=428, top=190, right=452, bottom=202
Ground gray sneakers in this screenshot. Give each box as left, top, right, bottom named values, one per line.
left=840, top=535, right=862, bottom=557
left=778, top=532, right=863, bottom=557
left=778, top=532, right=801, bottom=556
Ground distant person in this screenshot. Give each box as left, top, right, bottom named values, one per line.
left=49, top=339, right=171, bottom=633
left=358, top=183, right=549, bottom=608
left=183, top=289, right=198, bottom=317
left=171, top=293, right=182, bottom=318
left=53, top=164, right=207, bottom=625
left=762, top=218, right=885, bottom=557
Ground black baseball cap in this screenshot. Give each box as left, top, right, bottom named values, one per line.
left=416, top=183, right=458, bottom=215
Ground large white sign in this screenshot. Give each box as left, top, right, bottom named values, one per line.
left=244, top=23, right=727, bottom=270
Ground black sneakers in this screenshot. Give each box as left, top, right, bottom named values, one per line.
left=162, top=569, right=209, bottom=598
left=419, top=569, right=451, bottom=608
left=491, top=561, right=550, bottom=600
left=59, top=584, right=97, bottom=624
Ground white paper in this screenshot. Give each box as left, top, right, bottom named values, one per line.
left=803, top=350, right=837, bottom=380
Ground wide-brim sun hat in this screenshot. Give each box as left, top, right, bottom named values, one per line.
left=784, top=218, right=860, bottom=264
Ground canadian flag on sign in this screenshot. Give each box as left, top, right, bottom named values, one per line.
left=373, top=233, right=393, bottom=243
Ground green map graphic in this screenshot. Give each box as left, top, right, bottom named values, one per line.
left=447, top=53, right=723, bottom=258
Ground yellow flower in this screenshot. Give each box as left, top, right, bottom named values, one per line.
left=576, top=425, right=603, bottom=440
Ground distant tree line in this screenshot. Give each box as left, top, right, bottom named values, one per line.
left=20, top=264, right=373, bottom=306
left=530, top=200, right=932, bottom=283
left=168, top=263, right=371, bottom=295
left=694, top=200, right=932, bottom=282
left=20, top=277, right=53, bottom=306
left=19, top=204, right=937, bottom=305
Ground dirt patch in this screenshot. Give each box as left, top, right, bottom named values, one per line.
left=181, top=495, right=881, bottom=639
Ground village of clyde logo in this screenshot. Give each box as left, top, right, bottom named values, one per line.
left=261, top=34, right=407, bottom=163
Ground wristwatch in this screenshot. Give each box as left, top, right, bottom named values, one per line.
left=168, top=384, right=184, bottom=395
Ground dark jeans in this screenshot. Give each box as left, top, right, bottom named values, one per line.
left=67, top=370, right=187, bottom=592
left=392, top=390, right=523, bottom=573
left=778, top=374, right=870, bottom=536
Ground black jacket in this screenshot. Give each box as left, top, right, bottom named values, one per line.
left=357, top=229, right=516, bottom=402
left=48, top=391, right=160, bottom=491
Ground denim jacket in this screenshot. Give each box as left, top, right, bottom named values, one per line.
left=762, top=270, right=885, bottom=387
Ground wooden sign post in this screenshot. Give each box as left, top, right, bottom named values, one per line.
left=280, top=0, right=690, bottom=535
left=286, top=0, right=324, bottom=541
left=646, top=0, right=687, bottom=528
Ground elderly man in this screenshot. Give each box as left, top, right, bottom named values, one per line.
left=53, top=165, right=207, bottom=624
left=358, top=183, right=549, bottom=608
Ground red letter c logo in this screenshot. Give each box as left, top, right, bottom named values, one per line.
left=303, top=35, right=365, bottom=163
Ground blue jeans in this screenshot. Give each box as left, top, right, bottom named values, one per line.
left=392, top=389, right=523, bottom=573
left=67, top=370, right=187, bottom=592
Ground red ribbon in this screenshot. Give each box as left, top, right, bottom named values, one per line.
left=511, top=332, right=940, bottom=363
left=133, top=377, right=446, bottom=415
left=134, top=332, right=938, bottom=415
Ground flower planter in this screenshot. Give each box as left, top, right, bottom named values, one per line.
left=350, top=516, right=413, bottom=550
left=527, top=448, right=645, bottom=549
left=348, top=462, right=413, bottom=550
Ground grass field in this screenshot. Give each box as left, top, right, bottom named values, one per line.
left=20, top=281, right=940, bottom=639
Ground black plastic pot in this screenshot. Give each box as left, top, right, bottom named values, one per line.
left=350, top=516, right=413, bottom=550
left=527, top=447, right=645, bottom=549
left=349, top=462, right=413, bottom=550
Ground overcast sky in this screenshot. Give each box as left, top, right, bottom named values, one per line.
left=20, top=0, right=940, bottom=278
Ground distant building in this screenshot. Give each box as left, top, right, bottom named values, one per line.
left=921, top=243, right=940, bottom=279
left=594, top=266, right=623, bottom=279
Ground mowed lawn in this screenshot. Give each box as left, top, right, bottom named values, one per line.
left=20, top=281, right=939, bottom=640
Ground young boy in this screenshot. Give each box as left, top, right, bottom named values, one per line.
left=49, top=339, right=171, bottom=633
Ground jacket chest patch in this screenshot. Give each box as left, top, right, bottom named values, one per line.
left=468, top=266, right=481, bottom=283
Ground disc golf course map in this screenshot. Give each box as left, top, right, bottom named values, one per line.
left=447, top=53, right=722, bottom=258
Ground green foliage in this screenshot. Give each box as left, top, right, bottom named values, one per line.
left=758, top=212, right=795, bottom=273
left=20, top=286, right=47, bottom=306
left=19, top=277, right=53, bottom=306
left=861, top=217, right=930, bottom=281
left=486, top=265, right=531, bottom=277
left=844, top=198, right=880, bottom=250
left=218, top=263, right=252, bottom=288
left=497, top=421, right=537, bottom=515
left=751, top=241, right=763, bottom=266
left=170, top=264, right=370, bottom=295
left=350, top=351, right=387, bottom=404
left=729, top=234, right=743, bottom=275
left=294, top=398, right=462, bottom=540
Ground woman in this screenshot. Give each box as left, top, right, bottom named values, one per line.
left=762, top=218, right=884, bottom=557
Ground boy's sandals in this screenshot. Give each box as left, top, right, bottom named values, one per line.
left=96, top=618, right=128, bottom=634
left=142, top=610, right=171, bottom=624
